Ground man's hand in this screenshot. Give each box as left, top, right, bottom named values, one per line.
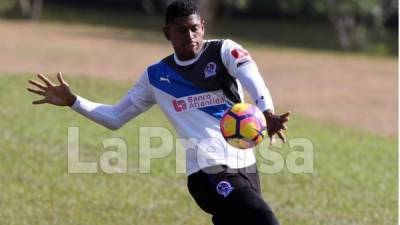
left=27, top=72, right=76, bottom=106
left=263, top=110, right=291, bottom=144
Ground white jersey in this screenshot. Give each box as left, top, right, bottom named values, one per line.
left=71, top=39, right=274, bottom=175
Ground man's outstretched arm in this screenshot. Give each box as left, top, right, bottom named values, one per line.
left=27, top=72, right=151, bottom=130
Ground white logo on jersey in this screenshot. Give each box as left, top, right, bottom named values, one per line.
left=204, top=62, right=217, bottom=78
left=160, top=75, right=170, bottom=84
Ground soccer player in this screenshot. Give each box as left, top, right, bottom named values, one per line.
left=27, top=0, right=290, bottom=224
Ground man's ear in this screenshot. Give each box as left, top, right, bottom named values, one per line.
left=163, top=26, right=170, bottom=41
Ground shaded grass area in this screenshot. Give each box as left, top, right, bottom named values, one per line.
left=0, top=74, right=397, bottom=225
left=1, top=2, right=397, bottom=55
left=40, top=3, right=343, bottom=51
left=41, top=3, right=344, bottom=52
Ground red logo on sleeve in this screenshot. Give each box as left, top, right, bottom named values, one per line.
left=231, top=48, right=249, bottom=59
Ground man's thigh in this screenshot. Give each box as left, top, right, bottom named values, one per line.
left=188, top=165, right=279, bottom=225
left=212, top=186, right=280, bottom=225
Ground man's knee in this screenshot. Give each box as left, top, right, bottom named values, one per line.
left=251, top=204, right=280, bottom=225
left=227, top=187, right=280, bottom=225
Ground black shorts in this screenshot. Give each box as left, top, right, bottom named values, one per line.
left=187, top=164, right=279, bottom=225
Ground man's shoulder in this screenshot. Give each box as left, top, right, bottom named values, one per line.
left=204, top=39, right=229, bottom=49
left=206, top=39, right=240, bottom=45
left=144, top=55, right=176, bottom=79
left=146, top=55, right=173, bottom=69
left=205, top=39, right=225, bottom=44
left=205, top=39, right=243, bottom=56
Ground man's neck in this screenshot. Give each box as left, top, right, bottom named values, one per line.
left=174, top=41, right=206, bottom=66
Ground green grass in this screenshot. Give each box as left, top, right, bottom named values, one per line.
left=0, top=74, right=397, bottom=225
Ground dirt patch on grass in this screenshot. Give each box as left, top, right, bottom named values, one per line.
left=1, top=20, right=397, bottom=136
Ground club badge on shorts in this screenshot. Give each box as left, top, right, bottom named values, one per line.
left=216, top=181, right=234, bottom=198
left=204, top=62, right=217, bottom=78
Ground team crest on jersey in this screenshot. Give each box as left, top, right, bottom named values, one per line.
left=204, top=62, right=217, bottom=78
left=216, top=181, right=234, bottom=198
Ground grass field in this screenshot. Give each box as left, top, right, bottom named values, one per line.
left=0, top=74, right=397, bottom=225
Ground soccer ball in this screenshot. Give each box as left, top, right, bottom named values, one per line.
left=220, top=103, right=267, bottom=149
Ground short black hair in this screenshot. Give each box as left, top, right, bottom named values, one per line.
left=165, top=0, right=200, bottom=24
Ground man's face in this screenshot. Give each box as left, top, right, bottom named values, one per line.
left=163, top=14, right=205, bottom=60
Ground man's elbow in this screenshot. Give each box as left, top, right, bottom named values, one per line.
left=107, top=125, right=120, bottom=131
left=104, top=121, right=123, bottom=131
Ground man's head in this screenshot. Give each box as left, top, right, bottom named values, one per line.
left=163, top=0, right=205, bottom=60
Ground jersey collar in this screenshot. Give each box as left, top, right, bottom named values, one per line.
left=173, top=41, right=208, bottom=66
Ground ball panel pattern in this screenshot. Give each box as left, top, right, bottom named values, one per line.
left=220, top=103, right=267, bottom=149
left=220, top=114, right=237, bottom=138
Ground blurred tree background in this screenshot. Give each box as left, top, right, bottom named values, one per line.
left=0, top=0, right=397, bottom=55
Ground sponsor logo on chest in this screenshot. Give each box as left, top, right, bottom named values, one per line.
left=172, top=90, right=226, bottom=112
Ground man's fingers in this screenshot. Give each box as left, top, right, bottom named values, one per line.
left=269, top=136, right=275, bottom=145
left=280, top=111, right=291, bottom=119
left=267, top=128, right=273, bottom=138
left=32, top=99, right=47, bottom=104
left=267, top=111, right=290, bottom=144
left=27, top=88, right=45, bottom=96
left=37, top=73, right=55, bottom=87
left=57, top=72, right=67, bottom=85
left=29, top=79, right=47, bottom=90
left=277, top=130, right=286, bottom=143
